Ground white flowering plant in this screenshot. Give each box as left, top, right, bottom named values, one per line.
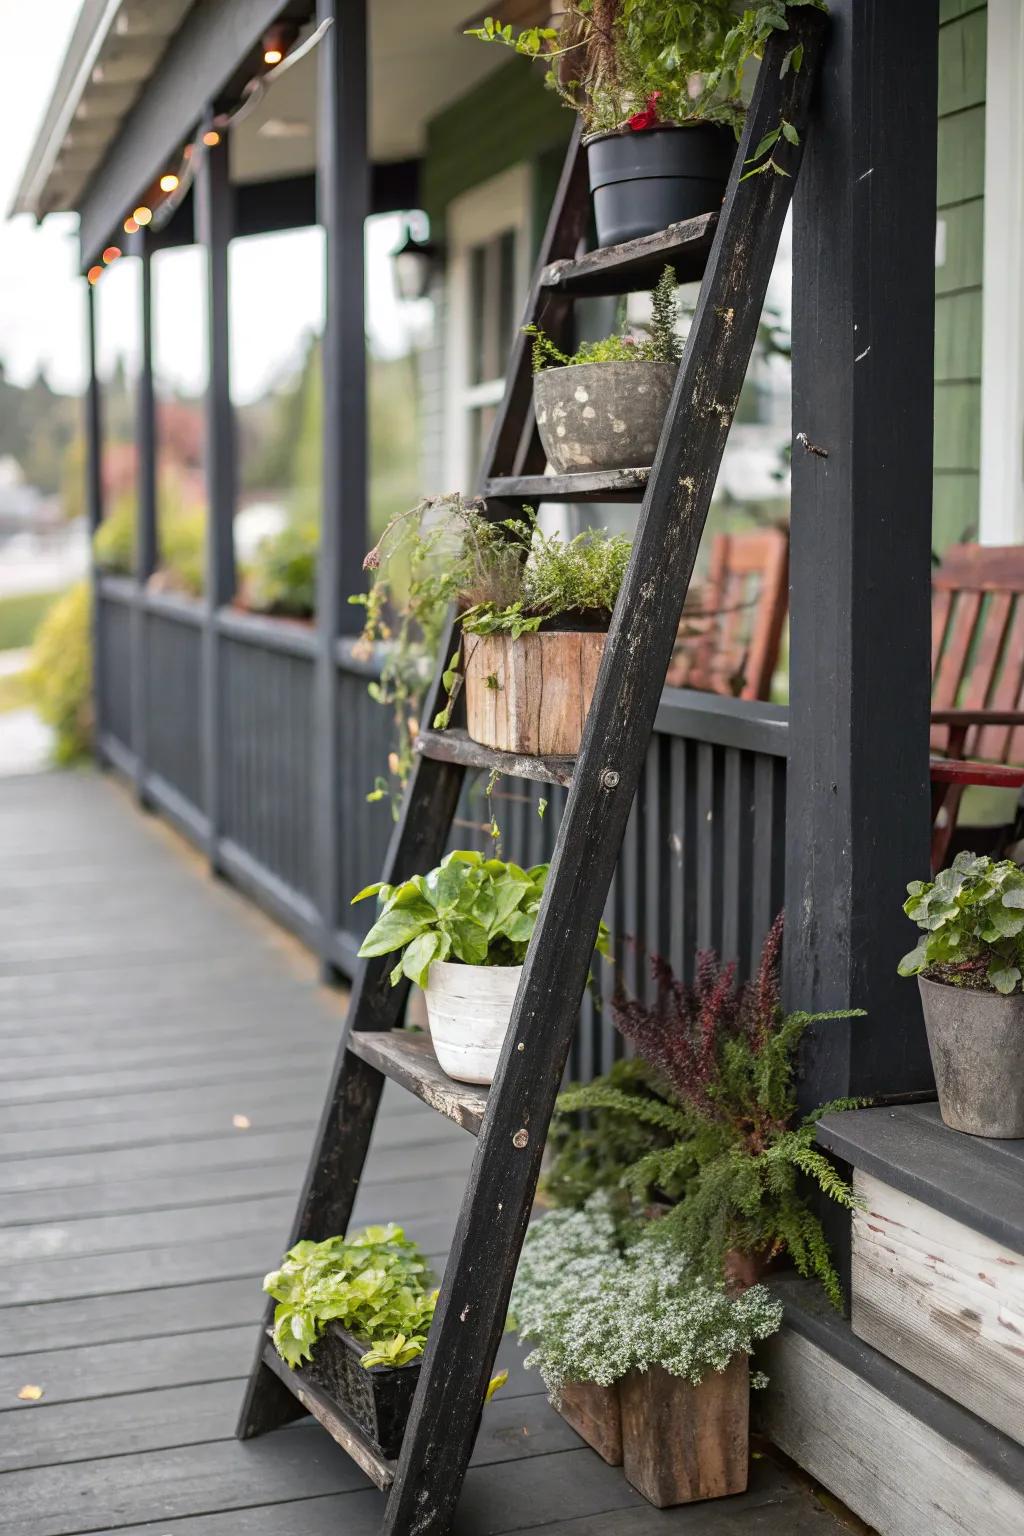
left=509, top=1195, right=782, bottom=1403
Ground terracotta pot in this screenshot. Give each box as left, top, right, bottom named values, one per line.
left=619, top=1356, right=749, bottom=1508
left=557, top=1379, right=622, bottom=1465
left=463, top=627, right=606, bottom=757
left=534, top=361, right=677, bottom=474
left=918, top=974, right=1024, bottom=1137
left=422, top=960, right=521, bottom=1085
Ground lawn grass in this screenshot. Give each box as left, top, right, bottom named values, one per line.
left=0, top=589, right=64, bottom=651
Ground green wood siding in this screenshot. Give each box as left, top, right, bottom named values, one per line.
left=422, top=62, right=572, bottom=232
left=935, top=1, right=987, bottom=551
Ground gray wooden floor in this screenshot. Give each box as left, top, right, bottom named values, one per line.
left=0, top=770, right=852, bottom=1535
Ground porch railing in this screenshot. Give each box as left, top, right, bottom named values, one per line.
left=95, top=574, right=788, bottom=1081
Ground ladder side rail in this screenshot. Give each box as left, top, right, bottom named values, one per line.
left=380, top=11, right=828, bottom=1533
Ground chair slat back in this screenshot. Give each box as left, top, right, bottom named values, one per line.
left=668, top=527, right=789, bottom=701
left=932, top=544, right=1024, bottom=762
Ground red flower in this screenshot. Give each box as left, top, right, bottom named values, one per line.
left=628, top=91, right=662, bottom=132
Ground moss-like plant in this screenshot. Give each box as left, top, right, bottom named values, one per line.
left=527, top=266, right=682, bottom=372
left=549, top=916, right=863, bottom=1308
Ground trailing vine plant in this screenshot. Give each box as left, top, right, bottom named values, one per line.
left=547, top=914, right=865, bottom=1307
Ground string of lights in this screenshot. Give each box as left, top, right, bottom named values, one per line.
left=88, top=17, right=333, bottom=283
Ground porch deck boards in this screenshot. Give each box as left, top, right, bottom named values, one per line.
left=0, top=770, right=847, bottom=1535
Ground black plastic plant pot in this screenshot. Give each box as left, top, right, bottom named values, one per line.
left=586, top=123, right=737, bottom=248
left=305, top=1322, right=421, bottom=1458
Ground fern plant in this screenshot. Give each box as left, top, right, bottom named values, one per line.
left=549, top=914, right=864, bottom=1307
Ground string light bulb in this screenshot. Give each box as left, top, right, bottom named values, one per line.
left=263, top=46, right=283, bottom=64
left=87, top=266, right=102, bottom=285
left=102, top=246, right=121, bottom=264
left=159, top=173, right=179, bottom=192
left=123, top=216, right=139, bottom=234
left=260, top=22, right=296, bottom=68
left=202, top=129, right=220, bottom=147
left=132, top=205, right=152, bottom=226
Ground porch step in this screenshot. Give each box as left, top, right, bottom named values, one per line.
left=259, top=1338, right=395, bottom=1490
left=414, top=727, right=575, bottom=788
left=757, top=1277, right=1024, bottom=1536
left=816, top=1104, right=1024, bottom=1448
left=483, top=467, right=649, bottom=502
left=540, top=212, right=719, bottom=296
left=348, top=1030, right=487, bottom=1135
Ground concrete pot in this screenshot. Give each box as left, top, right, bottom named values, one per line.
left=423, top=960, right=522, bottom=1085
left=918, top=975, right=1024, bottom=1138
left=534, top=361, right=677, bottom=474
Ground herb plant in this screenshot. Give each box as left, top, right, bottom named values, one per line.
left=527, top=266, right=682, bottom=372
left=898, top=851, right=1024, bottom=996
left=467, top=2, right=826, bottom=168
left=510, top=1195, right=782, bottom=1402
left=549, top=916, right=862, bottom=1308
left=245, top=521, right=318, bottom=618
left=264, top=1224, right=437, bottom=1370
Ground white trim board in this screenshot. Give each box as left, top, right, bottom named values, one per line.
left=979, top=0, right=1024, bottom=543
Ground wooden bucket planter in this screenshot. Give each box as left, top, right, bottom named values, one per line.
left=463, top=628, right=606, bottom=758
left=305, top=1321, right=420, bottom=1460
left=619, top=1356, right=749, bottom=1507
left=558, top=1380, right=623, bottom=1465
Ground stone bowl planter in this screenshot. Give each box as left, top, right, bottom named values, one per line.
left=534, top=361, right=677, bottom=474
left=463, top=624, right=606, bottom=757
left=918, top=975, right=1024, bottom=1137
left=587, top=123, right=737, bottom=248
left=423, top=960, right=522, bottom=1085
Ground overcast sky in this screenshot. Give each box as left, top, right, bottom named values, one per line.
left=0, top=0, right=407, bottom=401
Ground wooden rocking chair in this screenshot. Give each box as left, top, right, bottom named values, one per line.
left=666, top=525, right=789, bottom=700
left=930, top=544, right=1024, bottom=868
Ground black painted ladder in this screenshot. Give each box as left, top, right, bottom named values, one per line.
left=238, top=11, right=826, bottom=1533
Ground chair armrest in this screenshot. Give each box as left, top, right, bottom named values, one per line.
left=931, top=708, right=1024, bottom=727
left=930, top=757, right=1024, bottom=789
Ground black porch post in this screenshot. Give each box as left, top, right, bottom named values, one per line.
left=195, top=123, right=237, bottom=865
left=784, top=0, right=938, bottom=1106
left=315, top=0, right=368, bottom=975
left=132, top=232, right=158, bottom=803
left=85, top=283, right=104, bottom=759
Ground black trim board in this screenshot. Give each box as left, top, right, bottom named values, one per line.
left=765, top=1276, right=1024, bottom=1493
left=816, top=1102, right=1024, bottom=1255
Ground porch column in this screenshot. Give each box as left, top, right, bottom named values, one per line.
left=132, top=232, right=158, bottom=803
left=195, top=122, right=237, bottom=865
left=85, top=283, right=104, bottom=759
left=784, top=0, right=938, bottom=1105
left=315, top=0, right=368, bottom=975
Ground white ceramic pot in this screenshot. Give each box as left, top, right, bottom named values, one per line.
left=422, top=960, right=522, bottom=1085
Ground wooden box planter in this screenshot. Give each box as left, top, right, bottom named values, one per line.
left=619, top=1356, right=749, bottom=1507
left=464, top=627, right=606, bottom=758
left=558, top=1380, right=623, bottom=1466
left=305, top=1321, right=420, bottom=1459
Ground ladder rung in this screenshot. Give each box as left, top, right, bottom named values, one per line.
left=349, top=1029, right=489, bottom=1135
left=415, top=728, right=575, bottom=788
left=541, top=212, right=719, bottom=296
left=484, top=467, right=649, bottom=503
left=259, top=1338, right=397, bottom=1490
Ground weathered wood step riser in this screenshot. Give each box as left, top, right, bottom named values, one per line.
left=757, top=1281, right=1024, bottom=1536
left=850, top=1169, right=1024, bottom=1448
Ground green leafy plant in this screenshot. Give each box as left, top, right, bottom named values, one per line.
left=264, top=1223, right=437, bottom=1370
left=352, top=496, right=631, bottom=800
left=510, top=1194, right=782, bottom=1402
left=93, top=487, right=205, bottom=597
left=549, top=915, right=862, bottom=1308
left=898, top=851, right=1024, bottom=996
left=527, top=267, right=682, bottom=371
left=467, top=2, right=826, bottom=154
left=245, top=520, right=318, bottom=618
left=25, top=581, right=92, bottom=764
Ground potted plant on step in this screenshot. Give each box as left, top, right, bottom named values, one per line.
left=529, top=265, right=682, bottom=474
left=353, top=849, right=609, bottom=1085
left=355, top=498, right=631, bottom=761
left=468, top=2, right=825, bottom=247
left=510, top=1194, right=783, bottom=1506
left=545, top=915, right=862, bottom=1307
left=264, top=1223, right=437, bottom=1457
left=898, top=851, right=1024, bottom=1138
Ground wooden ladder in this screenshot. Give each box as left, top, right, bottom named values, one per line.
left=237, top=11, right=825, bottom=1532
